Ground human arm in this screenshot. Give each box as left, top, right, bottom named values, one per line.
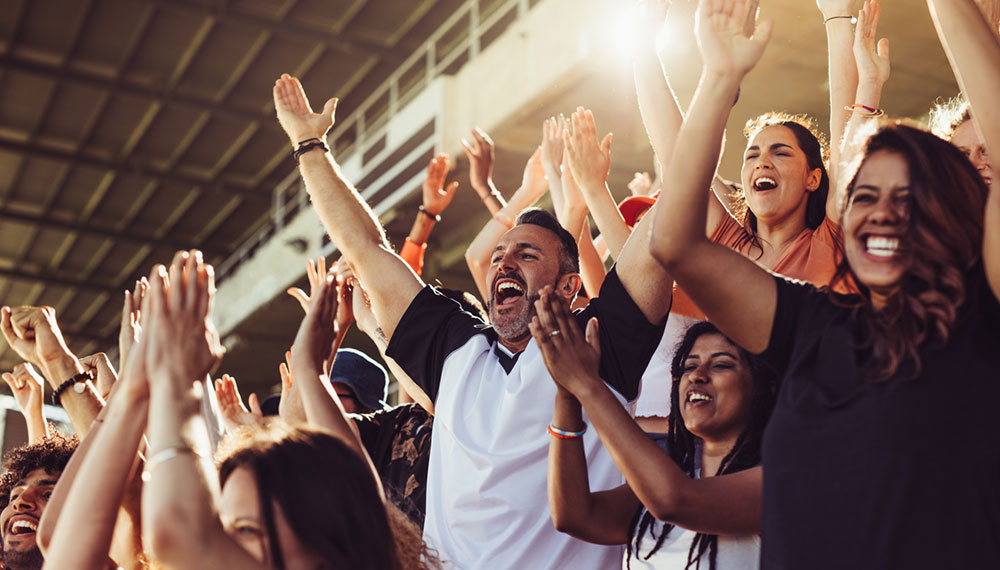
left=558, top=161, right=607, bottom=296
left=464, top=147, right=548, bottom=301
left=563, top=109, right=633, bottom=260
left=3, top=363, right=49, bottom=442
left=39, top=335, right=149, bottom=570
left=401, top=153, right=460, bottom=275
left=274, top=74, right=422, bottom=340
left=530, top=289, right=762, bottom=534
left=974, top=0, right=1000, bottom=34
left=287, top=270, right=385, bottom=498
left=0, top=306, right=103, bottom=435
left=541, top=115, right=569, bottom=217
left=462, top=128, right=506, bottom=214
left=649, top=0, right=777, bottom=354
left=818, top=0, right=860, bottom=204
left=927, top=0, right=1000, bottom=300
left=140, top=252, right=261, bottom=570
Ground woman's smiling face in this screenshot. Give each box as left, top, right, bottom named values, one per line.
left=741, top=125, right=822, bottom=228
left=843, top=150, right=912, bottom=308
left=678, top=333, right=754, bottom=444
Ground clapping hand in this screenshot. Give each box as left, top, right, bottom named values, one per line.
left=214, top=374, right=263, bottom=433
left=461, top=128, right=496, bottom=195
left=422, top=153, right=460, bottom=216
left=528, top=286, right=602, bottom=396
left=563, top=107, right=612, bottom=193
left=695, top=0, right=773, bottom=80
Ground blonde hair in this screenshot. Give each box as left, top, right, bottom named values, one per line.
left=928, top=94, right=971, bottom=140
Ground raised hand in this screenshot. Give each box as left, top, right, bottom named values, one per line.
left=853, top=0, right=890, bottom=86
left=2, top=363, right=47, bottom=440
left=0, top=306, right=74, bottom=373
left=461, top=128, right=496, bottom=195
left=563, top=107, right=612, bottom=193
left=520, top=146, right=549, bottom=200
left=541, top=116, right=568, bottom=175
left=528, top=286, right=602, bottom=395
left=423, top=153, right=460, bottom=216
left=560, top=149, right=588, bottom=215
left=287, top=256, right=327, bottom=313
left=695, top=0, right=773, bottom=79
left=119, top=278, right=147, bottom=372
left=214, top=374, right=263, bottom=433
left=78, top=352, right=118, bottom=401
left=290, top=271, right=341, bottom=380
left=628, top=171, right=654, bottom=196
left=273, top=73, right=338, bottom=146
left=143, top=250, right=225, bottom=386
left=278, top=350, right=305, bottom=425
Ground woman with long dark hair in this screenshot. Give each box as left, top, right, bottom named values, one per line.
left=538, top=314, right=775, bottom=569
left=648, top=0, right=1000, bottom=567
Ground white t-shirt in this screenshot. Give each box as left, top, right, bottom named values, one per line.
left=387, top=269, right=665, bottom=570
left=634, top=314, right=699, bottom=418
left=627, top=512, right=760, bottom=569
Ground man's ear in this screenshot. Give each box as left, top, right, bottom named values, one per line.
left=555, top=273, right=582, bottom=301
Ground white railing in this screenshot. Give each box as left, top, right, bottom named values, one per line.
left=216, top=0, right=538, bottom=284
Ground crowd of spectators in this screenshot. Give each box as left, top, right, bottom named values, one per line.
left=0, top=0, right=997, bottom=568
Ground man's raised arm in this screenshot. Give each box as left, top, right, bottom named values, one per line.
left=273, top=74, right=423, bottom=339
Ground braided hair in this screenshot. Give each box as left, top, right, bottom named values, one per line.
left=625, top=321, right=777, bottom=569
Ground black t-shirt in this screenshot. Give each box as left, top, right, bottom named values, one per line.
left=760, top=265, right=1000, bottom=569
left=354, top=403, right=433, bottom=527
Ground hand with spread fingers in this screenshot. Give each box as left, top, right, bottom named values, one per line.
left=290, top=270, right=342, bottom=383
left=461, top=127, right=496, bottom=196
left=287, top=256, right=328, bottom=312
left=528, top=286, right=602, bottom=396
left=423, top=153, right=460, bottom=217
left=78, top=352, right=118, bottom=402
left=214, top=374, right=263, bottom=433
left=273, top=73, right=338, bottom=147
left=119, top=278, right=147, bottom=372
left=853, top=0, right=890, bottom=87
left=143, top=250, right=225, bottom=387
left=696, top=0, right=774, bottom=80
left=2, top=363, right=49, bottom=442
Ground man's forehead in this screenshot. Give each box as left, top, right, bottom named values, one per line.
left=14, top=468, right=60, bottom=488
left=497, top=224, right=558, bottom=250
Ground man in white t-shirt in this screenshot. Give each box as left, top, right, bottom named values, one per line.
left=272, top=74, right=673, bottom=569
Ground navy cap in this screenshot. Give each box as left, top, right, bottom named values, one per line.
left=329, top=348, right=389, bottom=412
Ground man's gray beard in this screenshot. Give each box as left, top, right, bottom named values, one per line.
left=489, top=292, right=540, bottom=340
left=3, top=545, right=43, bottom=570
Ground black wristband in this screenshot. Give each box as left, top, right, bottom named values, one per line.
left=418, top=205, right=441, bottom=222
left=52, top=371, right=94, bottom=407
left=292, top=139, right=330, bottom=163
left=824, top=15, right=854, bottom=24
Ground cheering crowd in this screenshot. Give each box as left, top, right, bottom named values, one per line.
left=0, top=0, right=997, bottom=568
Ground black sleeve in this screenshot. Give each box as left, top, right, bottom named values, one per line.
left=578, top=267, right=668, bottom=401
left=385, top=286, right=491, bottom=403
left=759, top=275, right=821, bottom=381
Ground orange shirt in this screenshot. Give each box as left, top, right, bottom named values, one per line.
left=670, top=214, right=842, bottom=320
left=400, top=238, right=426, bottom=276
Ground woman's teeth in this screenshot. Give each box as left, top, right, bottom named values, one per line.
left=687, top=392, right=712, bottom=403
left=865, top=236, right=899, bottom=257
left=754, top=177, right=777, bottom=190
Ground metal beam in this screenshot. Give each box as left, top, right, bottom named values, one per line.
left=0, top=266, right=118, bottom=294
left=144, top=0, right=407, bottom=64
left=0, top=53, right=279, bottom=131
left=0, top=209, right=226, bottom=257
left=0, top=138, right=259, bottom=196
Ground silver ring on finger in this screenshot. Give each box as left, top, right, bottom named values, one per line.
left=549, top=329, right=561, bottom=337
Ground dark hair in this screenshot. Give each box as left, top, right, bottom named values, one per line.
left=739, top=113, right=830, bottom=239
left=0, top=432, right=78, bottom=508
left=219, top=424, right=437, bottom=570
left=829, top=123, right=987, bottom=382
left=514, top=208, right=580, bottom=274
left=626, top=322, right=776, bottom=570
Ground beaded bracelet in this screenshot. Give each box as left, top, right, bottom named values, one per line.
left=548, top=423, right=587, bottom=439
left=418, top=205, right=442, bottom=222
left=52, top=371, right=94, bottom=406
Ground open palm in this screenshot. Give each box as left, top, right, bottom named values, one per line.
left=696, top=0, right=773, bottom=78
left=273, top=73, right=338, bottom=145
